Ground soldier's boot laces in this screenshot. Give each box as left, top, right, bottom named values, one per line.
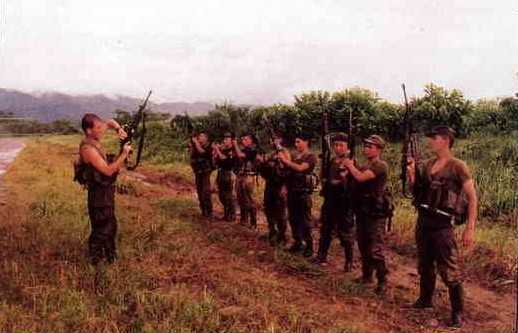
left=448, top=284, right=464, bottom=328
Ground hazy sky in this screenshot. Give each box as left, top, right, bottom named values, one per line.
left=1, top=0, right=517, bottom=104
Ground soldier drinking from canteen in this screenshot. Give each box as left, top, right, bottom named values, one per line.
left=212, top=132, right=237, bottom=222
left=76, top=113, right=130, bottom=265
left=257, top=134, right=289, bottom=246
left=189, top=131, right=214, bottom=219
left=313, top=132, right=355, bottom=271
left=234, top=132, right=259, bottom=228
left=407, top=126, right=477, bottom=328
left=278, top=133, right=317, bottom=257
left=343, top=135, right=390, bottom=295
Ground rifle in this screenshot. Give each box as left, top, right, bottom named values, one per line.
left=348, top=106, right=356, bottom=160
left=121, top=90, right=152, bottom=171
left=261, top=113, right=283, bottom=152
left=400, top=84, right=421, bottom=200
left=320, top=97, right=332, bottom=194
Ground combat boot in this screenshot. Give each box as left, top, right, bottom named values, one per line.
left=249, top=210, right=257, bottom=229
left=303, top=241, right=314, bottom=258
left=355, top=263, right=374, bottom=284
left=239, top=210, right=248, bottom=226
left=413, top=275, right=436, bottom=309
left=343, top=246, right=354, bottom=272
left=287, top=241, right=303, bottom=253
left=448, top=284, right=464, bottom=328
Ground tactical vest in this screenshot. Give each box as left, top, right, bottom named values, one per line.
left=216, top=147, right=236, bottom=171
left=417, top=158, right=469, bottom=226
left=190, top=144, right=214, bottom=174
left=74, top=138, right=116, bottom=207
left=237, top=146, right=258, bottom=176
left=288, top=152, right=318, bottom=194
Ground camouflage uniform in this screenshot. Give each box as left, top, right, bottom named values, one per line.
left=316, top=156, right=355, bottom=269
left=215, top=146, right=236, bottom=221
left=190, top=142, right=214, bottom=218
left=355, top=158, right=390, bottom=286
left=236, top=146, right=258, bottom=227
left=258, top=152, right=288, bottom=244
left=413, top=157, right=471, bottom=317
left=78, top=138, right=118, bottom=265
left=286, top=151, right=317, bottom=255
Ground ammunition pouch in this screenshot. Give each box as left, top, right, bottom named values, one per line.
left=191, top=158, right=214, bottom=174
left=418, top=178, right=468, bottom=226
left=356, top=191, right=394, bottom=219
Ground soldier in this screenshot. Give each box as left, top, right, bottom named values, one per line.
left=257, top=135, right=289, bottom=245
left=76, top=113, right=130, bottom=265
left=313, top=133, right=355, bottom=271
left=234, top=133, right=259, bottom=228
left=189, top=131, right=214, bottom=218
left=343, top=135, right=390, bottom=294
left=407, top=126, right=477, bottom=328
left=212, top=132, right=237, bottom=221
left=278, top=134, right=317, bottom=257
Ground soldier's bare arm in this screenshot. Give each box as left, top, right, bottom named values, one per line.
left=462, top=178, right=478, bottom=247
left=343, top=158, right=376, bottom=182
left=81, top=144, right=130, bottom=177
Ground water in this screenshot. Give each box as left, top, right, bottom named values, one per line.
left=0, top=139, right=25, bottom=176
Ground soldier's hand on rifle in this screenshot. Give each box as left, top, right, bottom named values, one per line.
left=117, top=127, right=128, bottom=140
left=343, top=158, right=354, bottom=170
left=122, top=143, right=132, bottom=156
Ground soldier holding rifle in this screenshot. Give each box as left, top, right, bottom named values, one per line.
left=407, top=126, right=477, bottom=328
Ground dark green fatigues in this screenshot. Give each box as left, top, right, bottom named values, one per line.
left=215, top=146, right=236, bottom=221
left=286, top=151, right=317, bottom=251
left=78, top=138, right=118, bottom=265
left=258, top=152, right=288, bottom=244
left=414, top=158, right=471, bottom=313
left=317, top=156, right=355, bottom=266
left=354, top=159, right=390, bottom=284
left=236, top=146, right=258, bottom=227
left=190, top=143, right=214, bottom=217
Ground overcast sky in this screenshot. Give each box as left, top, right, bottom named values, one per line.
left=1, top=0, right=517, bottom=104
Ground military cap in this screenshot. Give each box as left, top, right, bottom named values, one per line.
left=426, top=126, right=456, bottom=139
left=295, top=132, right=312, bottom=141
left=331, top=132, right=348, bottom=143
left=363, top=135, right=386, bottom=149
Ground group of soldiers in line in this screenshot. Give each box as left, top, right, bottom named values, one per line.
left=190, top=130, right=390, bottom=289
left=76, top=112, right=477, bottom=329
left=189, top=126, right=477, bottom=329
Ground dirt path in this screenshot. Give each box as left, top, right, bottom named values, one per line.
left=123, top=167, right=516, bottom=333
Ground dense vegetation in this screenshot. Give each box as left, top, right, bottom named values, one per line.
left=0, top=111, right=78, bottom=135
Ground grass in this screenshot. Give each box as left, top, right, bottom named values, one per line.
left=0, top=134, right=515, bottom=332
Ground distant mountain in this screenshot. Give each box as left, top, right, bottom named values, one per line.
left=0, top=88, right=213, bottom=123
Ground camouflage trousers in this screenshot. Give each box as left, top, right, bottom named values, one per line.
left=236, top=175, right=257, bottom=227
left=87, top=205, right=117, bottom=265
left=216, top=169, right=235, bottom=220
left=416, top=216, right=462, bottom=300
left=287, top=191, right=313, bottom=246
left=263, top=182, right=287, bottom=241
left=194, top=171, right=213, bottom=217
left=356, top=214, right=388, bottom=282
left=317, top=194, right=355, bottom=262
